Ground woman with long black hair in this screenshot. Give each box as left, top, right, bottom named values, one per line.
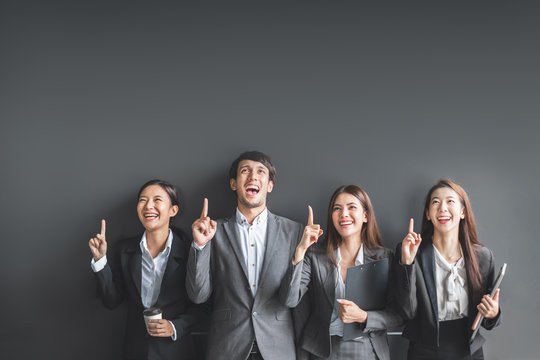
left=280, top=184, right=402, bottom=360
left=394, top=179, right=501, bottom=359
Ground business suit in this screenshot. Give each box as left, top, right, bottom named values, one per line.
left=94, top=230, right=208, bottom=360
left=393, top=240, right=501, bottom=357
left=280, top=244, right=403, bottom=360
left=186, top=211, right=304, bottom=360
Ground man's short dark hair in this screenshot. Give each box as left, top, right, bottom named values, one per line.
left=229, top=151, right=276, bottom=182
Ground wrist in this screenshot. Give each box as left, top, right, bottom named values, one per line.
left=401, top=256, right=413, bottom=265
left=360, top=311, right=368, bottom=323
left=194, top=238, right=208, bottom=247
left=94, top=254, right=105, bottom=262
left=293, top=247, right=307, bottom=265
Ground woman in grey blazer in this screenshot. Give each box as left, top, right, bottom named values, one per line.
left=394, top=179, right=501, bottom=360
left=280, top=185, right=402, bottom=360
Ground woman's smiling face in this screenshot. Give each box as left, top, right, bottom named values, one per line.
left=331, top=192, right=367, bottom=241
left=426, top=186, right=465, bottom=236
left=137, top=185, right=178, bottom=232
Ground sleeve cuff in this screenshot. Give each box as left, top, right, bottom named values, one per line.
left=91, top=256, right=107, bottom=272
left=192, top=242, right=206, bottom=251
left=169, top=321, right=177, bottom=341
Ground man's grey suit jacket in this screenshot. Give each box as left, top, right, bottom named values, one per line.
left=186, top=211, right=303, bottom=360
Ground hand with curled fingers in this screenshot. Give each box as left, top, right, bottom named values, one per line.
left=192, top=198, right=217, bottom=247
left=293, top=206, right=324, bottom=265
left=477, top=289, right=500, bottom=319
left=147, top=319, right=175, bottom=337
left=89, top=219, right=107, bottom=261
left=337, top=299, right=368, bottom=324
left=401, top=218, right=422, bottom=265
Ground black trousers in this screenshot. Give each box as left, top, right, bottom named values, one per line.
left=407, top=318, right=484, bottom=360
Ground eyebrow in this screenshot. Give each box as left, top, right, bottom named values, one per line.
left=431, top=195, right=456, bottom=200
left=334, top=202, right=359, bottom=206
left=139, top=194, right=163, bottom=199
left=240, top=165, right=267, bottom=171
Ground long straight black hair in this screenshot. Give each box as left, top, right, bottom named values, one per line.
left=324, top=185, right=384, bottom=266
left=421, top=179, right=484, bottom=304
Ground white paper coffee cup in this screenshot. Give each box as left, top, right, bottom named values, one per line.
left=143, top=307, right=162, bottom=327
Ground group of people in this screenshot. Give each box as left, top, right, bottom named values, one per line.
left=88, top=150, right=501, bottom=360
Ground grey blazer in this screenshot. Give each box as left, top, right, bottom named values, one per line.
left=186, top=211, right=304, bottom=360
left=279, top=244, right=403, bottom=360
left=393, top=241, right=501, bottom=354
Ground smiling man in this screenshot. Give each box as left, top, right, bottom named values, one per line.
left=186, top=151, right=304, bottom=360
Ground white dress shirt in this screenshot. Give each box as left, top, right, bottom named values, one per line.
left=329, top=245, right=364, bottom=337
left=236, top=208, right=268, bottom=296
left=91, top=229, right=178, bottom=340
left=139, top=230, right=173, bottom=308
left=433, top=244, right=469, bottom=321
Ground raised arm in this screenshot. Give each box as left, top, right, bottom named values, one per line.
left=186, top=198, right=216, bottom=303
left=393, top=219, right=421, bottom=320
left=280, top=206, right=322, bottom=307
left=89, top=219, right=124, bottom=309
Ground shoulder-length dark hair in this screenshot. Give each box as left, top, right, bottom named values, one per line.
left=421, top=179, right=484, bottom=304
left=324, top=185, right=384, bottom=266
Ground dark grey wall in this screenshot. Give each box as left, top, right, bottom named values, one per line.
left=1, top=1, right=539, bottom=359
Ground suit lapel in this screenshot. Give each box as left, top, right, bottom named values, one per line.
left=258, top=212, right=280, bottom=287
left=315, top=251, right=335, bottom=307
left=363, top=246, right=379, bottom=264
left=419, top=242, right=439, bottom=323
left=159, top=233, right=186, bottom=294
left=125, top=240, right=142, bottom=298
left=324, top=262, right=336, bottom=307
left=223, top=217, right=250, bottom=282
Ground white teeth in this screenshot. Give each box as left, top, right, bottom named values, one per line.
left=340, top=221, right=353, bottom=225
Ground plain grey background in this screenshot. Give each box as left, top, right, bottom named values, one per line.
left=1, top=1, right=539, bottom=359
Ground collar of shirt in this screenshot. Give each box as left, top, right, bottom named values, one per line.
left=433, top=244, right=468, bottom=320
left=140, top=229, right=173, bottom=258
left=235, top=207, right=268, bottom=226
left=433, top=244, right=465, bottom=274
left=335, top=244, right=364, bottom=267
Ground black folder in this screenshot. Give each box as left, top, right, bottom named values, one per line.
left=469, top=263, right=507, bottom=343
left=343, top=258, right=389, bottom=340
